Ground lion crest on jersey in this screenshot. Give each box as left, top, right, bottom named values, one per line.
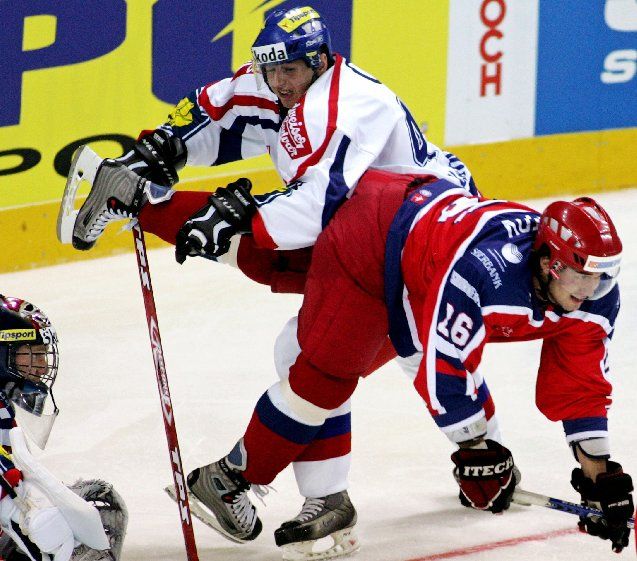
left=280, top=105, right=312, bottom=159
left=168, top=97, right=194, bottom=127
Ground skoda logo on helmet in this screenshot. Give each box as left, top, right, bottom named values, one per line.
left=252, top=42, right=289, bottom=64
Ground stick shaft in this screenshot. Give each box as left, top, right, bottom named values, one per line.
left=513, top=488, right=634, bottom=529
left=133, top=225, right=199, bottom=561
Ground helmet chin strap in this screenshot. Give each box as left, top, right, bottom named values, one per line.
left=549, top=259, right=564, bottom=280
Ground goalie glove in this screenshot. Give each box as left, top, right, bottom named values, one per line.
left=175, top=178, right=257, bottom=263
left=67, top=479, right=128, bottom=561
left=571, top=461, right=634, bottom=553
left=451, top=439, right=518, bottom=513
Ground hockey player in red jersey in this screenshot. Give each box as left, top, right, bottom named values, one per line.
left=141, top=170, right=634, bottom=557
left=63, top=152, right=633, bottom=557
left=57, top=5, right=475, bottom=553
left=0, top=296, right=128, bottom=561
left=185, top=171, right=631, bottom=556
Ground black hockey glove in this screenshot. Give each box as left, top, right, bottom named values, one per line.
left=451, top=440, right=518, bottom=513
left=571, top=461, right=634, bottom=553
left=175, top=178, right=257, bottom=263
left=116, top=128, right=187, bottom=187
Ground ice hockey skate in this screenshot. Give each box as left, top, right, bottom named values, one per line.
left=166, top=456, right=263, bottom=544
left=274, top=491, right=360, bottom=561
left=57, top=145, right=148, bottom=250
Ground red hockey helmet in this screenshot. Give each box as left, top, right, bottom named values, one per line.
left=534, top=197, right=622, bottom=298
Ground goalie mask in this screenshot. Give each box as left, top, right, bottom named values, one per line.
left=0, top=296, right=59, bottom=448
left=533, top=197, right=622, bottom=300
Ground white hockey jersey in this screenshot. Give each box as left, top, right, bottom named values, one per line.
left=163, top=54, right=473, bottom=250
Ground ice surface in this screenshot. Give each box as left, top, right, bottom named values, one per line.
left=1, top=189, right=636, bottom=560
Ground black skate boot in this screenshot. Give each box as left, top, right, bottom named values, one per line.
left=71, top=154, right=148, bottom=250
left=187, top=457, right=263, bottom=543
left=275, top=491, right=359, bottom=560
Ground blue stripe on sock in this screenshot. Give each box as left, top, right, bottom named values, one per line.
left=255, top=392, right=321, bottom=445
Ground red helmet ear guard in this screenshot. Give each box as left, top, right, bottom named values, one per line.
left=534, top=197, right=622, bottom=276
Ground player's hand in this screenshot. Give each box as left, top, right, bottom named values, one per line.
left=571, top=461, right=633, bottom=553
left=451, top=439, right=518, bottom=513
left=175, top=178, right=256, bottom=263
left=116, top=128, right=186, bottom=187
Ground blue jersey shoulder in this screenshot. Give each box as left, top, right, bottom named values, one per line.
left=462, top=212, right=539, bottom=308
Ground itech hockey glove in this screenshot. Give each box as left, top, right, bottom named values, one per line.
left=451, top=440, right=518, bottom=513
left=571, top=461, right=634, bottom=553
left=175, top=178, right=257, bottom=263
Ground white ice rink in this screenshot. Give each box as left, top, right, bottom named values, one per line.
left=1, top=189, right=636, bottom=561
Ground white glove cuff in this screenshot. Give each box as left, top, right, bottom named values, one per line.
left=571, top=438, right=611, bottom=461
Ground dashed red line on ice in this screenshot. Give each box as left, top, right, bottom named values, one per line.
left=408, top=527, right=579, bottom=560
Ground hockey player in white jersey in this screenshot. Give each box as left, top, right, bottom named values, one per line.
left=57, top=5, right=474, bottom=557
left=0, top=296, right=127, bottom=561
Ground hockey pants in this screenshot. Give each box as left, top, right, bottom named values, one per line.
left=138, top=182, right=398, bottom=495
left=228, top=170, right=415, bottom=486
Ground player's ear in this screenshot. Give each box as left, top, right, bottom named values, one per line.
left=317, top=53, right=329, bottom=74
left=539, top=256, right=551, bottom=277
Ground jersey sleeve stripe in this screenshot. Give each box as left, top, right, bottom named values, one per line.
left=230, top=62, right=253, bottom=81
left=197, top=91, right=279, bottom=122
left=562, top=416, right=608, bottom=437
left=435, top=357, right=466, bottom=378
left=290, top=54, right=343, bottom=183
left=320, top=135, right=351, bottom=228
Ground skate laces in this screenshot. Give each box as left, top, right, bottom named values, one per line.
left=251, top=483, right=275, bottom=507
left=294, top=497, right=326, bottom=523
left=88, top=207, right=133, bottom=240
left=228, top=487, right=258, bottom=529
left=121, top=217, right=139, bottom=232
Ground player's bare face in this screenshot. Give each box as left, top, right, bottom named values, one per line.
left=14, top=343, right=48, bottom=381
left=548, top=266, right=602, bottom=311
left=265, top=60, right=317, bottom=108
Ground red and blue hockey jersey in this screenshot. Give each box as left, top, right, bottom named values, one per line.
left=385, top=181, right=619, bottom=449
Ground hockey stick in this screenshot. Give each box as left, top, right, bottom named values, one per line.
left=132, top=224, right=200, bottom=561
left=513, top=488, right=635, bottom=529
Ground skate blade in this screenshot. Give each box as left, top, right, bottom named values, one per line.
left=56, top=145, right=104, bottom=243
left=281, top=527, right=360, bottom=561
left=163, top=485, right=247, bottom=545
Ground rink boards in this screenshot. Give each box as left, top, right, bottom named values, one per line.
left=1, top=0, right=635, bottom=271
